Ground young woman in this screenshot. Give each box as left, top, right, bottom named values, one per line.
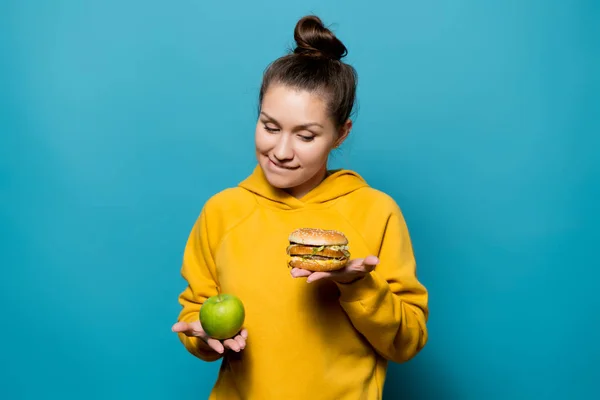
left=172, top=15, right=429, bottom=400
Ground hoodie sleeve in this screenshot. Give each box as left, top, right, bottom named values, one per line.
left=176, top=207, right=223, bottom=362
left=335, top=207, right=429, bottom=363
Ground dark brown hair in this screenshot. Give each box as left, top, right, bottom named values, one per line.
left=258, top=15, right=358, bottom=129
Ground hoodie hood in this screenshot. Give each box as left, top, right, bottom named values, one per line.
left=238, top=165, right=369, bottom=210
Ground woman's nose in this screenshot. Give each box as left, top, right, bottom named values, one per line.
left=273, top=136, right=294, bottom=161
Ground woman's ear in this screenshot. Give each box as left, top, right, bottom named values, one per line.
left=334, top=119, right=352, bottom=148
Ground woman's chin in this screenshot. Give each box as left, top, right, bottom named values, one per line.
left=259, top=166, right=296, bottom=190
left=264, top=173, right=295, bottom=190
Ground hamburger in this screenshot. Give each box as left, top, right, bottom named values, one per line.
left=286, top=228, right=351, bottom=272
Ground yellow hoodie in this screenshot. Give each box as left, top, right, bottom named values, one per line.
left=176, top=165, right=429, bottom=400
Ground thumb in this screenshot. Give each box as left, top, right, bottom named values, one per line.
left=171, top=321, right=189, bottom=333
left=362, top=256, right=380, bottom=270
left=172, top=321, right=204, bottom=337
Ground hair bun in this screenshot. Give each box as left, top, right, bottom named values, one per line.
left=293, top=15, right=347, bottom=61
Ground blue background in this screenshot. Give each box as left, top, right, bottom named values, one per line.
left=1, top=1, right=598, bottom=399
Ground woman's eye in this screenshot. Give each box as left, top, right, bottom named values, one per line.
left=299, top=135, right=314, bottom=142
left=264, top=125, right=279, bottom=132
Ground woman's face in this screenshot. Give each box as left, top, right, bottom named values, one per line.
left=255, top=84, right=350, bottom=198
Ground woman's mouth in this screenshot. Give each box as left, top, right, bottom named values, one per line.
left=269, top=158, right=299, bottom=170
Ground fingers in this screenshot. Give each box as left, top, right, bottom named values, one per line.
left=206, top=338, right=225, bottom=354
left=363, top=255, right=380, bottom=269
left=300, top=256, right=381, bottom=284
left=212, top=328, right=248, bottom=353
left=306, top=271, right=331, bottom=283
left=222, top=339, right=238, bottom=352
left=171, top=321, right=189, bottom=333
left=233, top=335, right=247, bottom=351
left=291, top=268, right=333, bottom=282
left=172, top=320, right=205, bottom=337
left=173, top=321, right=219, bottom=351
left=223, top=337, right=244, bottom=352
left=290, top=268, right=312, bottom=278
left=291, top=256, right=380, bottom=284
left=172, top=322, right=248, bottom=354
left=172, top=321, right=201, bottom=336
left=347, top=256, right=379, bottom=272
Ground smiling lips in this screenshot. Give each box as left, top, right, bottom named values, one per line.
left=269, top=158, right=300, bottom=170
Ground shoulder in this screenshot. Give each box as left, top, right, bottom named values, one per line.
left=348, top=186, right=404, bottom=216
left=336, top=185, right=409, bottom=237
left=204, top=187, right=255, bottom=210
left=335, top=184, right=413, bottom=253
left=197, top=187, right=257, bottom=238
left=203, top=187, right=257, bottom=219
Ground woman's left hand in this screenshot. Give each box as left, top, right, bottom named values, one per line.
left=290, top=255, right=380, bottom=284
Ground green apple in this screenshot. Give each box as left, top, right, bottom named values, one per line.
left=199, top=294, right=245, bottom=340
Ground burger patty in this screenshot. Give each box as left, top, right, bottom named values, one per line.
left=286, top=244, right=350, bottom=259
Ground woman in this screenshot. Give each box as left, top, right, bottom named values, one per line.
left=171, top=15, right=429, bottom=400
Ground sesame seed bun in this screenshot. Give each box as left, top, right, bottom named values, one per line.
left=288, top=228, right=348, bottom=246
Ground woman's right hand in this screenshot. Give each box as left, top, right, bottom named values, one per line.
left=171, top=320, right=248, bottom=354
